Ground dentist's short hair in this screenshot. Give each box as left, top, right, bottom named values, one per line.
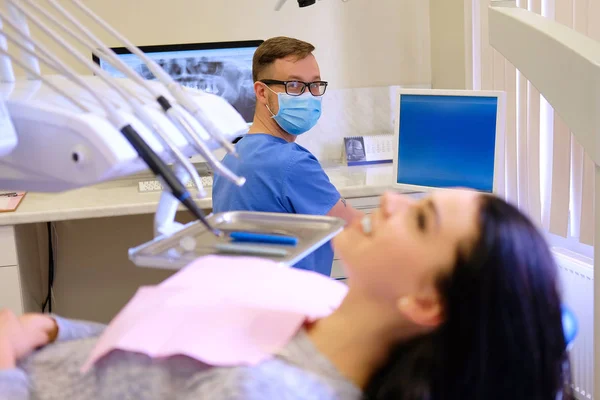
left=252, top=36, right=315, bottom=82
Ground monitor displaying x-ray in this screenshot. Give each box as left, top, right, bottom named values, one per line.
left=392, top=89, right=505, bottom=193
left=93, top=40, right=263, bottom=123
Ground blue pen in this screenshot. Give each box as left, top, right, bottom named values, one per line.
left=229, top=231, right=299, bottom=246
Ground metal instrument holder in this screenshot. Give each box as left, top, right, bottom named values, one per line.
left=153, top=163, right=192, bottom=238
left=130, top=209, right=346, bottom=270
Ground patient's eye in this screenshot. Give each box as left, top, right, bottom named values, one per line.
left=416, top=210, right=426, bottom=232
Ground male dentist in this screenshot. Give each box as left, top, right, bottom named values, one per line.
left=212, top=36, right=362, bottom=276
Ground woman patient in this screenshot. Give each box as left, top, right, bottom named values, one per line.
left=0, top=190, right=571, bottom=400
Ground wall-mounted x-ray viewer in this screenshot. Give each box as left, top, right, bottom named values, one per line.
left=92, top=40, right=263, bottom=125
left=391, top=89, right=506, bottom=194
left=93, top=40, right=263, bottom=165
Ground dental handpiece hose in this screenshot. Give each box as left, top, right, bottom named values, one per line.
left=120, top=125, right=221, bottom=237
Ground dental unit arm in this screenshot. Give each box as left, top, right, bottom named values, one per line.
left=0, top=2, right=241, bottom=240
left=0, top=0, right=248, bottom=239
left=488, top=0, right=599, bottom=396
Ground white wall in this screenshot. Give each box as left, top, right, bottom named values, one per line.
left=19, top=0, right=431, bottom=89
left=429, top=0, right=470, bottom=89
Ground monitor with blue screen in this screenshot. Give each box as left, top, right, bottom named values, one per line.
left=392, top=89, right=506, bottom=194
left=92, top=40, right=263, bottom=124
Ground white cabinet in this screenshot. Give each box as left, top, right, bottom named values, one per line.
left=0, top=226, right=17, bottom=266
left=0, top=266, right=23, bottom=314
left=0, top=226, right=22, bottom=314
left=346, top=196, right=380, bottom=210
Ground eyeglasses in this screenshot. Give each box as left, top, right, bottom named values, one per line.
left=259, top=79, right=328, bottom=97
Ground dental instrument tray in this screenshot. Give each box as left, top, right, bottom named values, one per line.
left=129, top=211, right=346, bottom=269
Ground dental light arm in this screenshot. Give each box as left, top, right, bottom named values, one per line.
left=489, top=2, right=599, bottom=165
left=488, top=1, right=600, bottom=397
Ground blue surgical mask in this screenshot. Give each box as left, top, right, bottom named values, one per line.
left=266, top=90, right=322, bottom=135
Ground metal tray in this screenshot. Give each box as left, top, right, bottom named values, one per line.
left=129, top=211, right=346, bottom=269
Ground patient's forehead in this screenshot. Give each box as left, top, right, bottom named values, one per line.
left=431, top=190, right=480, bottom=239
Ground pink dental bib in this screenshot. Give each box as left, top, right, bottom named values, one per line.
left=82, top=255, right=348, bottom=372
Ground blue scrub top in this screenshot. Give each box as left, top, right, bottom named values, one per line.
left=212, top=134, right=341, bottom=276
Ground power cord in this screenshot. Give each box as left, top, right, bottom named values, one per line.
left=42, top=222, right=55, bottom=313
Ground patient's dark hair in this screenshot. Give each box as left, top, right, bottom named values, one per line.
left=364, top=195, right=572, bottom=400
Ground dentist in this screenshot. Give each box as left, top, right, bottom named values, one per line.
left=212, top=37, right=362, bottom=276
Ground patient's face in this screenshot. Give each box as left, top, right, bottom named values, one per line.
left=333, top=190, right=480, bottom=303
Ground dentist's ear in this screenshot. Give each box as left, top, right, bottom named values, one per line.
left=254, top=82, right=269, bottom=105
left=396, top=295, right=444, bottom=329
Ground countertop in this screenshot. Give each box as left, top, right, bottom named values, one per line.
left=0, top=163, right=394, bottom=226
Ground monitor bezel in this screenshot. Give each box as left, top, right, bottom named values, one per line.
left=91, top=40, right=264, bottom=66
left=391, top=88, right=507, bottom=195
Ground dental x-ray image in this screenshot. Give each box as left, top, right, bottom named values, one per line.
left=344, top=137, right=366, bottom=162
left=137, top=55, right=255, bottom=122
left=95, top=42, right=261, bottom=123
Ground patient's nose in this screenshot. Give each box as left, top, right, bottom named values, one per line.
left=381, top=191, right=415, bottom=217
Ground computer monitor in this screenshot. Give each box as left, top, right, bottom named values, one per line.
left=92, top=40, right=264, bottom=124
left=392, top=88, right=506, bottom=193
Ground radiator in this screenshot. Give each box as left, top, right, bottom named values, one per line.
left=553, top=247, right=594, bottom=400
